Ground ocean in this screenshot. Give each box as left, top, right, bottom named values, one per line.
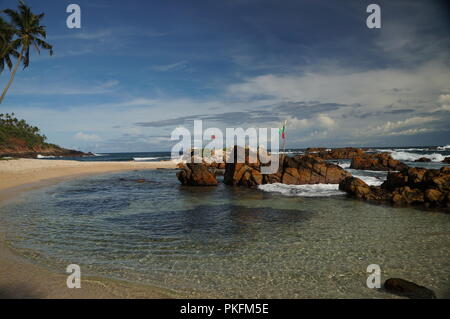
left=37, top=145, right=450, bottom=166
left=1, top=145, right=449, bottom=298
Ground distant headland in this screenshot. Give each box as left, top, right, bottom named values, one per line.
left=0, top=113, right=90, bottom=158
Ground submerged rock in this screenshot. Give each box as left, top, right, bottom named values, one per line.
left=176, top=163, right=218, bottom=186
left=350, top=153, right=408, bottom=171
left=384, top=278, right=436, bottom=299
left=339, top=166, right=450, bottom=210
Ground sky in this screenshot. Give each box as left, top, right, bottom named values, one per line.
left=0, top=0, right=449, bottom=152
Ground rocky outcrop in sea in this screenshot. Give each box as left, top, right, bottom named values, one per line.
left=339, top=166, right=450, bottom=210
left=305, top=147, right=366, bottom=159
left=350, top=152, right=408, bottom=171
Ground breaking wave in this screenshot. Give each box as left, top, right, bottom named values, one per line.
left=437, top=144, right=450, bottom=151
left=258, top=183, right=345, bottom=197
left=36, top=154, right=56, bottom=159
left=389, top=151, right=445, bottom=162
left=133, top=157, right=160, bottom=161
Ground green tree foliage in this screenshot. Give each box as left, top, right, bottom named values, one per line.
left=0, top=1, right=53, bottom=103
left=0, top=113, right=47, bottom=148
left=0, top=16, right=20, bottom=73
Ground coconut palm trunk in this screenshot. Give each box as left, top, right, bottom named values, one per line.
left=0, top=49, right=23, bottom=104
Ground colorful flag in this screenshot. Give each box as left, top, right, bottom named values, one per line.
left=279, top=120, right=287, bottom=139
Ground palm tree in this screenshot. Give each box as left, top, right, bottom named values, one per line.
left=0, top=16, right=19, bottom=74
left=0, top=1, right=53, bottom=104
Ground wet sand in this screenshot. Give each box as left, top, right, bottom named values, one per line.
left=0, top=158, right=178, bottom=299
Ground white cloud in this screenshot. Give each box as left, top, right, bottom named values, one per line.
left=74, top=132, right=102, bottom=142
left=228, top=62, right=450, bottom=108
left=386, top=128, right=435, bottom=136
left=9, top=79, right=120, bottom=96
left=317, top=114, right=335, bottom=128
left=439, top=94, right=450, bottom=111
left=367, top=116, right=437, bottom=135
left=149, top=61, right=188, bottom=72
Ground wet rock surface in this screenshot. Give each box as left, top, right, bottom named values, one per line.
left=223, top=146, right=350, bottom=187
left=339, top=166, right=450, bottom=210
left=176, top=163, right=218, bottom=186
left=383, top=278, right=437, bottom=299
left=350, top=153, right=408, bottom=171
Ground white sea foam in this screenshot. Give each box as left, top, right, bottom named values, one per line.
left=437, top=144, right=450, bottom=150
left=352, top=174, right=385, bottom=186
left=258, top=183, right=345, bottom=197
left=389, top=151, right=444, bottom=162
left=133, top=157, right=159, bottom=161
left=36, top=154, right=56, bottom=159
left=338, top=162, right=351, bottom=169
left=376, top=149, right=394, bottom=153
left=395, top=148, right=427, bottom=151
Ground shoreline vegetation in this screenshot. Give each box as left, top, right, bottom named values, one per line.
left=0, top=113, right=92, bottom=158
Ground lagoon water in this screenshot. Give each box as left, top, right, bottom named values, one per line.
left=1, top=161, right=449, bottom=298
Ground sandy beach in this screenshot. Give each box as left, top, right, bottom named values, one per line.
left=0, top=158, right=178, bottom=299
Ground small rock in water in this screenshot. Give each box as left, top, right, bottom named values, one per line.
left=136, top=179, right=146, bottom=183
left=383, top=278, right=436, bottom=299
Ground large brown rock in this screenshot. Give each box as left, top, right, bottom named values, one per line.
left=350, top=153, right=408, bottom=171
left=339, top=176, right=386, bottom=201
left=442, top=157, right=450, bottom=164
left=176, top=163, right=218, bottom=186
left=224, top=146, right=263, bottom=187
left=224, top=150, right=350, bottom=187
left=280, top=155, right=350, bottom=184
left=339, top=166, right=450, bottom=210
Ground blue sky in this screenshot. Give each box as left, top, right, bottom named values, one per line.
left=0, top=0, right=449, bottom=152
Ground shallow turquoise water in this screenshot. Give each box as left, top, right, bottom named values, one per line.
left=0, top=169, right=449, bottom=298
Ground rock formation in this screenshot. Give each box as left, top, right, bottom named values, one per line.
left=442, top=157, right=450, bottom=164
left=350, top=153, right=408, bottom=171
left=223, top=146, right=350, bottom=187
left=176, top=163, right=218, bottom=186
left=307, top=147, right=366, bottom=159
left=223, top=147, right=263, bottom=187
left=339, top=166, right=450, bottom=209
